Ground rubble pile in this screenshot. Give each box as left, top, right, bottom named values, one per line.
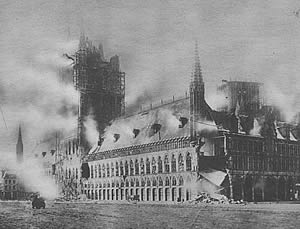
left=191, top=192, right=246, bottom=205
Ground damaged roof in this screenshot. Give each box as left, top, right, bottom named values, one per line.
left=97, top=98, right=191, bottom=152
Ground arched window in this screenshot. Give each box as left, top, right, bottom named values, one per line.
left=158, top=177, right=163, bottom=186
left=102, top=164, right=106, bottom=178
left=112, top=181, right=115, bottom=187
left=135, top=159, right=139, bottom=175
left=165, top=177, right=170, bottom=186
left=107, top=163, right=110, bottom=177
left=99, top=183, right=102, bottom=188
left=107, top=181, right=110, bottom=188
left=146, top=158, right=151, bottom=174
left=152, top=157, right=156, bottom=174
left=120, top=162, right=124, bottom=176
left=146, top=178, right=151, bottom=186
left=141, top=178, right=145, bottom=186
left=115, top=162, right=119, bottom=177
left=140, top=159, right=145, bottom=175
left=130, top=160, right=134, bottom=176
left=179, top=176, right=184, bottom=186
left=172, top=177, right=177, bottom=186
left=72, top=168, right=75, bottom=178
left=98, top=164, right=101, bottom=178
left=94, top=165, right=97, bottom=178
left=125, top=179, right=129, bottom=187
left=116, top=180, right=119, bottom=187
left=75, top=168, right=78, bottom=179
left=111, top=162, right=114, bottom=177
left=178, top=154, right=184, bottom=171
left=171, top=154, right=176, bottom=172
left=103, top=182, right=106, bottom=188
left=90, top=165, right=94, bottom=178
left=158, top=156, right=163, bottom=173
left=152, top=177, right=157, bottom=186
left=136, top=179, right=140, bottom=187
left=164, top=155, right=170, bottom=173
left=125, top=161, right=129, bottom=176
left=130, top=179, right=134, bottom=186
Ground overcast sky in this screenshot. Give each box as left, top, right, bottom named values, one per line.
left=1, top=0, right=300, bottom=158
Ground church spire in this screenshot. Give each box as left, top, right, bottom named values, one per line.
left=193, top=41, right=203, bottom=84
left=16, top=125, right=23, bottom=164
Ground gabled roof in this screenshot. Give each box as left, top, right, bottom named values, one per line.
left=98, top=98, right=191, bottom=152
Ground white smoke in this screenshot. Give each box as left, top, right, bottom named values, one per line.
left=0, top=156, right=58, bottom=200
left=83, top=115, right=99, bottom=147
left=264, top=84, right=298, bottom=122
left=250, top=118, right=261, bottom=136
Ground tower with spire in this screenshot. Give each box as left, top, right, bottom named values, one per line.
left=16, top=125, right=23, bottom=164
left=190, top=41, right=209, bottom=139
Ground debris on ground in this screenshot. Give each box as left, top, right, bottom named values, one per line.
left=191, top=192, right=246, bottom=205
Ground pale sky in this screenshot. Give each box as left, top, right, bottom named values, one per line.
left=1, top=0, right=300, bottom=158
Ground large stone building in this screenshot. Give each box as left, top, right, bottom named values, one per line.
left=49, top=38, right=300, bottom=202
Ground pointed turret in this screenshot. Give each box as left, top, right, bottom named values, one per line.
left=16, top=125, right=23, bottom=164
left=190, top=41, right=207, bottom=139
left=193, top=41, right=204, bottom=85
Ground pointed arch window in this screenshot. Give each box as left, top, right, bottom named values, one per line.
left=90, top=165, right=94, bottom=178
left=120, top=162, right=124, bottom=176
left=140, top=159, right=145, bottom=175
left=141, top=178, right=145, bottom=186
left=98, top=164, right=101, bottom=178
left=158, top=177, right=163, bottom=186
left=172, top=177, right=177, bottom=186
left=186, top=152, right=192, bottom=171
left=115, top=162, right=119, bottom=177
left=130, top=160, right=134, bottom=176
left=146, top=178, right=151, bottom=186
left=158, top=156, right=163, bottom=173
left=125, top=161, right=129, bottom=176
left=152, top=157, right=157, bottom=174
left=135, top=159, right=139, bottom=175
left=165, top=177, right=170, bottom=186
left=179, top=176, right=184, bottom=186
left=146, top=158, right=151, bottom=174
left=130, top=179, right=135, bottom=186
left=106, top=163, right=110, bottom=177
left=178, top=154, right=184, bottom=171
left=152, top=177, right=157, bottom=186
left=171, top=154, right=176, bottom=172
left=111, top=162, right=114, bottom=177
left=164, top=155, right=170, bottom=173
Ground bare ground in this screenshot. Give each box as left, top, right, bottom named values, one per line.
left=0, top=201, right=300, bottom=229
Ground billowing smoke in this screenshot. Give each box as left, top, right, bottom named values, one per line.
left=0, top=37, right=79, bottom=200
left=0, top=155, right=58, bottom=200
left=83, top=115, right=100, bottom=147
left=263, top=84, right=298, bottom=122
left=250, top=118, right=261, bottom=136
left=195, top=120, right=218, bottom=136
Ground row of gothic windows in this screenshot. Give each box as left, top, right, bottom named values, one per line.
left=85, top=176, right=186, bottom=189
left=65, top=168, right=79, bottom=179
left=90, top=153, right=192, bottom=178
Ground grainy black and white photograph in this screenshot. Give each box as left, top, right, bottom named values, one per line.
left=1, top=0, right=300, bottom=228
